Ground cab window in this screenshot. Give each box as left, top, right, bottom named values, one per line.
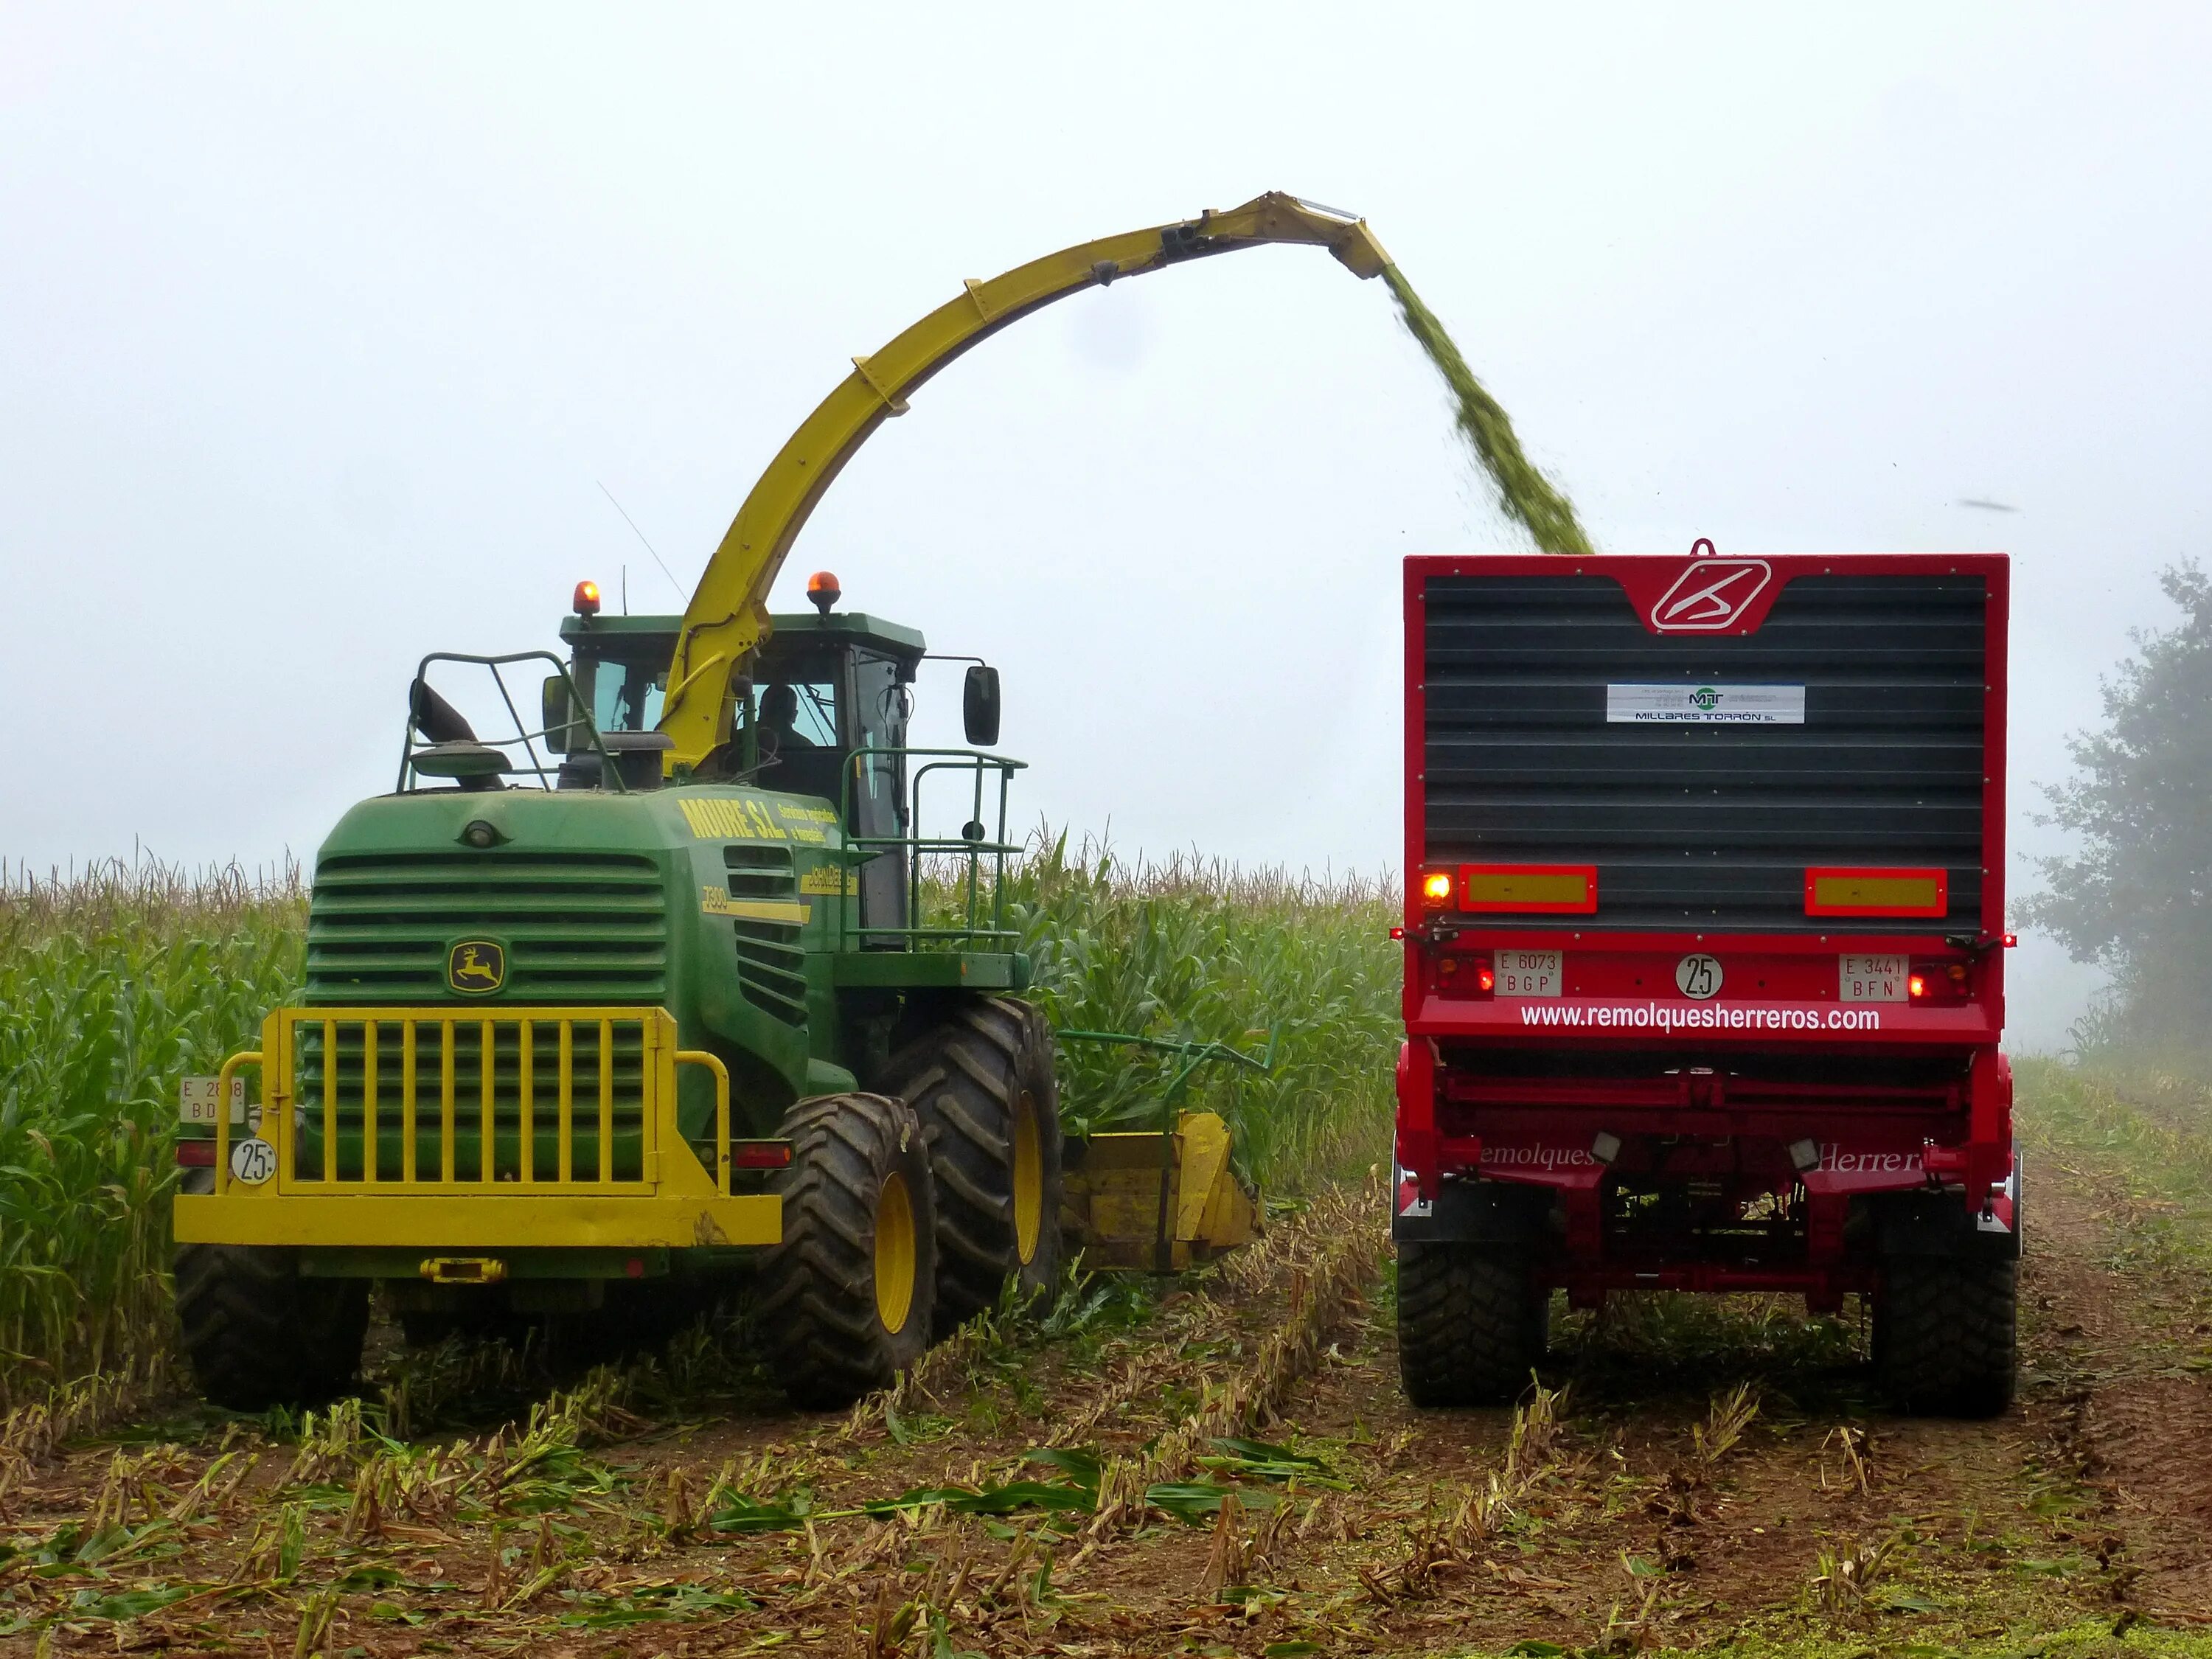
left=592, top=660, right=666, bottom=732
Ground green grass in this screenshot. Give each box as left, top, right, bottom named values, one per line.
left=0, top=840, right=1397, bottom=1404
left=2015, top=1054, right=2212, bottom=1276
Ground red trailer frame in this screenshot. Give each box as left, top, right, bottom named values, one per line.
left=1394, top=552, right=2016, bottom=1321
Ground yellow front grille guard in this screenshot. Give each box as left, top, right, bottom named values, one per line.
left=173, top=1006, right=779, bottom=1250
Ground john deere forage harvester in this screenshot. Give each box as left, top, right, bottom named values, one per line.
left=174, top=193, right=1382, bottom=1407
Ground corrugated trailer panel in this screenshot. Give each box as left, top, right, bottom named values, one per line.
left=1419, top=571, right=1989, bottom=933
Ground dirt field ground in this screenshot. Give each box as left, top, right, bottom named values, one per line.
left=7, top=1064, right=2212, bottom=1658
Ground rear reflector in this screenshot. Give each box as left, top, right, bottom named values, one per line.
left=1457, top=864, right=1597, bottom=914
left=176, top=1140, right=216, bottom=1167
left=729, top=1141, right=793, bottom=1170
left=1804, top=867, right=1948, bottom=917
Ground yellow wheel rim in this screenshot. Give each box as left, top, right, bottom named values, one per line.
left=874, top=1171, right=917, bottom=1335
left=1012, top=1089, right=1043, bottom=1266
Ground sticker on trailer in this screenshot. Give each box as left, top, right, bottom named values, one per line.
left=180, top=1076, right=249, bottom=1127
left=1838, top=954, right=1909, bottom=1002
left=229, top=1137, right=277, bottom=1186
left=1495, top=949, right=1562, bottom=997
left=1675, top=954, right=1724, bottom=1000
left=1606, top=684, right=1805, bottom=724
left=1391, top=1158, right=1432, bottom=1218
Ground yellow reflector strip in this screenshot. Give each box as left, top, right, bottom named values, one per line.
left=1804, top=869, right=1947, bottom=916
left=1458, top=866, right=1597, bottom=913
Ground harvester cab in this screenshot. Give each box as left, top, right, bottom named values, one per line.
left=175, top=191, right=1380, bottom=1411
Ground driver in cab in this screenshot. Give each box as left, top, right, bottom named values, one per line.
left=759, top=683, right=815, bottom=758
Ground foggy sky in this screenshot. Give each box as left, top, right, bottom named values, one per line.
left=7, top=4, right=2209, bottom=1048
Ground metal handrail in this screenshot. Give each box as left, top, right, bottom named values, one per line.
left=397, top=650, right=622, bottom=795
left=837, top=746, right=1026, bottom=953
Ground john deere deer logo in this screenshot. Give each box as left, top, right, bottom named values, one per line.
left=447, top=940, right=506, bottom=995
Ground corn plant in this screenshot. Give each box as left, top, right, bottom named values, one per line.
left=983, top=832, right=1399, bottom=1186
left=0, top=859, right=304, bottom=1402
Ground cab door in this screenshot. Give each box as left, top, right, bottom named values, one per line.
left=847, top=651, right=910, bottom=945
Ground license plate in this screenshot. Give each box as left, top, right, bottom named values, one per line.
left=1495, top=949, right=1562, bottom=998
left=180, top=1076, right=248, bottom=1125
left=1839, top=954, right=1909, bottom=1003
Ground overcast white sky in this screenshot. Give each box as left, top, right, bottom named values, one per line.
left=6, top=4, right=2209, bottom=1046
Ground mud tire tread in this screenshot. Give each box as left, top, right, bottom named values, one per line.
left=879, top=998, right=1065, bottom=1335
left=1396, top=1240, right=1547, bottom=1408
left=759, top=1091, right=938, bottom=1410
left=1875, top=1256, right=2017, bottom=1417
left=175, top=1228, right=368, bottom=1412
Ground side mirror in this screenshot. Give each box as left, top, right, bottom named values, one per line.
left=540, top=675, right=575, bottom=754
left=963, top=665, right=1002, bottom=748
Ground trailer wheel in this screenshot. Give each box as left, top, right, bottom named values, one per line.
left=759, top=1092, right=939, bottom=1409
left=1874, top=1256, right=2017, bottom=1417
left=1396, top=1240, right=1548, bottom=1408
left=881, top=997, right=1065, bottom=1335
left=174, top=1175, right=369, bottom=1411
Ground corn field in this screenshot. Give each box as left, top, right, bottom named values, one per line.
left=0, top=841, right=1395, bottom=1405
left=0, top=860, right=306, bottom=1405
left=1004, top=833, right=1398, bottom=1183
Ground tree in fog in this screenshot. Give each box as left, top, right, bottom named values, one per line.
left=2023, top=563, right=2212, bottom=1047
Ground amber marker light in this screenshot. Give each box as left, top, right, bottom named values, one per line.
left=807, top=570, right=842, bottom=615
left=1420, top=870, right=1453, bottom=907
left=572, top=580, right=602, bottom=616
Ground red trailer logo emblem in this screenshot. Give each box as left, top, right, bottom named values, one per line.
left=1650, top=559, right=1773, bottom=632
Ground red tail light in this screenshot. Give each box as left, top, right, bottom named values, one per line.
left=729, top=1141, right=793, bottom=1169
left=1907, top=959, right=1971, bottom=1005
left=1436, top=953, right=1495, bottom=1000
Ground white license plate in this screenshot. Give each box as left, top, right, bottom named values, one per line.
left=1839, top=954, right=1909, bottom=1003
left=180, top=1076, right=248, bottom=1125
left=1495, top=949, right=1562, bottom=998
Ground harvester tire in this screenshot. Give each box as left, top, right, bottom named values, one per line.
left=175, top=1176, right=369, bottom=1411
left=759, top=1091, right=938, bottom=1409
left=881, top=997, right=1065, bottom=1335
left=1874, top=1255, right=2017, bottom=1417
left=1395, top=1240, right=1547, bottom=1408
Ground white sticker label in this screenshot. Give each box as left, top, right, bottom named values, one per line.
left=181, top=1076, right=248, bottom=1126
left=1495, top=948, right=1562, bottom=998
left=1606, top=684, right=1805, bottom=724
left=229, top=1137, right=277, bottom=1186
left=1676, top=954, right=1725, bottom=1000
left=1839, top=954, right=1910, bottom=1003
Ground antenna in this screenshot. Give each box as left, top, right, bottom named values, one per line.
left=596, top=480, right=687, bottom=602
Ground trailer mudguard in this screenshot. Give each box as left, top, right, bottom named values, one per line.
left=1869, top=1154, right=2023, bottom=1262
left=1391, top=1172, right=1554, bottom=1246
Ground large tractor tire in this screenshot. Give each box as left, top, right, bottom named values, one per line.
left=1873, top=1255, right=2017, bottom=1417
left=174, top=1175, right=369, bottom=1411
left=1396, top=1240, right=1548, bottom=1408
left=880, top=997, right=1065, bottom=1335
left=759, top=1092, right=939, bottom=1409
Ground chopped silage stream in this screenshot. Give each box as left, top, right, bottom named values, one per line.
left=8, top=1090, right=2212, bottom=1658
left=1382, top=263, right=1592, bottom=559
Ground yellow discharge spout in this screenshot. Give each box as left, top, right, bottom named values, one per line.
left=657, top=192, right=1392, bottom=773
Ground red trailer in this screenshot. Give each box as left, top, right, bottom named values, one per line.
left=1394, top=547, right=2017, bottom=1416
